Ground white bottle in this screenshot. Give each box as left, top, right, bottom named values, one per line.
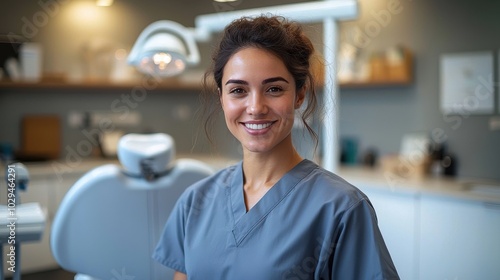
left=20, top=42, right=43, bottom=82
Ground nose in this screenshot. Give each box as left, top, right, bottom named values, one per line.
left=246, top=92, right=268, bottom=116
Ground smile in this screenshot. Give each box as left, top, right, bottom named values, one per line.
left=244, top=122, right=273, bottom=130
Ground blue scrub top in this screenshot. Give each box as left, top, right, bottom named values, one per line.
left=153, top=159, right=399, bottom=279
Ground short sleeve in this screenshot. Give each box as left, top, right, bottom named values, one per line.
left=152, top=193, right=188, bottom=274
left=331, top=198, right=400, bottom=280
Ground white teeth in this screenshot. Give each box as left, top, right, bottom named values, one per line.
left=245, top=123, right=272, bottom=130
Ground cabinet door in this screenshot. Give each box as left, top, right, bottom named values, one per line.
left=419, top=195, right=500, bottom=280
left=358, top=185, right=418, bottom=280
left=53, top=172, right=84, bottom=220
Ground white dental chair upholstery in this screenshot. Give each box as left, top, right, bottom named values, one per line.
left=50, top=133, right=214, bottom=280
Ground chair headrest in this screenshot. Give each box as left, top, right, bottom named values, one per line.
left=117, top=133, right=175, bottom=180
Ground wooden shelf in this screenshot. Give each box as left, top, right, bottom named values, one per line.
left=339, top=79, right=412, bottom=89
left=0, top=78, right=202, bottom=91
left=312, top=47, right=414, bottom=89
left=0, top=79, right=413, bottom=91
left=2, top=47, right=413, bottom=91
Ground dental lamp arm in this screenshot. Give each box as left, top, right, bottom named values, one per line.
left=194, top=0, right=357, bottom=35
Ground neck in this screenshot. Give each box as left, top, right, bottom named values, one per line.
left=242, top=135, right=303, bottom=190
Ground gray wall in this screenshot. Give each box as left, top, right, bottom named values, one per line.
left=1, top=0, right=499, bottom=180
left=338, top=0, right=500, bottom=181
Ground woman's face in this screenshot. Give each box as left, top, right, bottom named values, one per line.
left=220, top=47, right=305, bottom=155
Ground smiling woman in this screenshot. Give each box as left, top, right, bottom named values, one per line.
left=152, top=15, right=400, bottom=280
left=202, top=15, right=318, bottom=151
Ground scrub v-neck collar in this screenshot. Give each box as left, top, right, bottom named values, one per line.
left=227, top=159, right=316, bottom=246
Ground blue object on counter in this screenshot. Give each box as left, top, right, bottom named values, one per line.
left=0, top=142, right=13, bottom=163
left=341, top=137, right=358, bottom=165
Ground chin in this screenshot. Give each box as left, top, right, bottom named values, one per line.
left=241, top=135, right=291, bottom=155
left=243, top=143, right=274, bottom=154
left=244, top=146, right=270, bottom=154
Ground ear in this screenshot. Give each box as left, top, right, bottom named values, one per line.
left=218, top=88, right=222, bottom=104
left=295, top=86, right=306, bottom=109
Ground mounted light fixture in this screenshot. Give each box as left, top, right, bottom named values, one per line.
left=128, top=0, right=358, bottom=172
left=127, top=20, right=201, bottom=77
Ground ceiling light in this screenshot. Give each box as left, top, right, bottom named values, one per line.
left=96, top=0, right=113, bottom=7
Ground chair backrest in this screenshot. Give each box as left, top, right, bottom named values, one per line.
left=50, top=134, right=213, bottom=279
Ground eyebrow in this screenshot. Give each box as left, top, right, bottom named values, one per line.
left=224, top=76, right=289, bottom=86
left=263, top=77, right=289, bottom=84
left=225, top=79, right=248, bottom=86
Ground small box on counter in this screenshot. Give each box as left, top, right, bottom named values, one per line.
left=380, top=154, right=431, bottom=179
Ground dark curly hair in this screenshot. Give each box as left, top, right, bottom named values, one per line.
left=201, top=15, right=319, bottom=150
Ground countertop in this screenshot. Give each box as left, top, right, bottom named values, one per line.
left=3, top=156, right=500, bottom=204
left=338, top=166, right=500, bottom=204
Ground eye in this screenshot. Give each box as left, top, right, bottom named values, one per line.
left=229, top=87, right=245, bottom=95
left=267, top=86, right=284, bottom=95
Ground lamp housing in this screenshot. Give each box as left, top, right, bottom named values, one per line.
left=128, top=20, right=200, bottom=77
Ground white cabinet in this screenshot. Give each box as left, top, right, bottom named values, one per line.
left=419, top=195, right=500, bottom=280
left=359, top=185, right=419, bottom=280
left=358, top=181, right=500, bottom=280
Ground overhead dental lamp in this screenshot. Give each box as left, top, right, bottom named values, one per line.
left=127, top=20, right=201, bottom=77
left=128, top=0, right=358, bottom=172
left=128, top=1, right=356, bottom=79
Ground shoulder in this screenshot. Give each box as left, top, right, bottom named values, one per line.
left=176, top=162, right=240, bottom=206
left=297, top=160, right=370, bottom=212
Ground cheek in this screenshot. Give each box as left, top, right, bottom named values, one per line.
left=277, top=102, right=297, bottom=122
left=221, top=98, right=242, bottom=120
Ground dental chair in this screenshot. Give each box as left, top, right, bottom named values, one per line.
left=50, top=133, right=214, bottom=280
